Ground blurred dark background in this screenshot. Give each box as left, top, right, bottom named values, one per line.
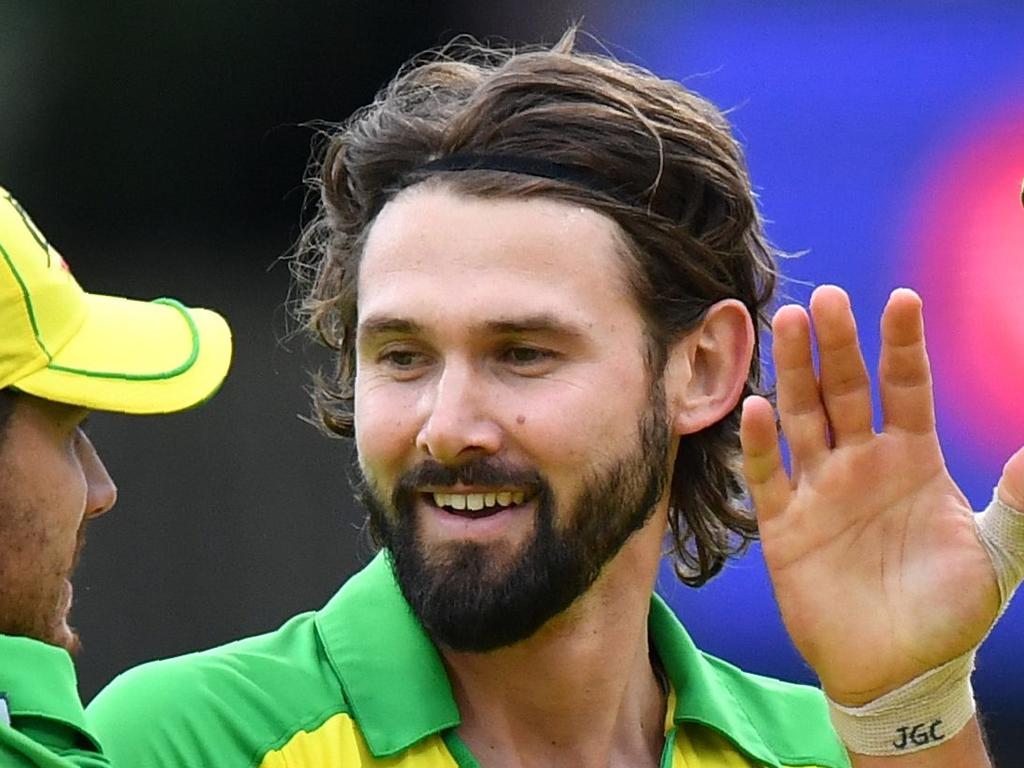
left=3, top=1, right=1023, bottom=762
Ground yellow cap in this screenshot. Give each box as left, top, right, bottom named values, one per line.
left=0, top=188, right=232, bottom=413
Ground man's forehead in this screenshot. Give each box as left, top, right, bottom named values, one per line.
left=357, top=187, right=636, bottom=307
left=362, top=187, right=625, bottom=267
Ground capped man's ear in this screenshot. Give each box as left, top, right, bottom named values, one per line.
left=662, top=299, right=755, bottom=436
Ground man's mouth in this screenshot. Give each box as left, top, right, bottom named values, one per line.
left=424, top=490, right=530, bottom=519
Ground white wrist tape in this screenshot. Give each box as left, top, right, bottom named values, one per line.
left=975, top=491, right=1024, bottom=613
left=826, top=490, right=1024, bottom=756
left=827, top=652, right=976, bottom=755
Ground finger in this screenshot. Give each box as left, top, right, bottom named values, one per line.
left=741, top=394, right=793, bottom=523
left=772, top=303, right=829, bottom=472
left=998, top=445, right=1024, bottom=511
left=878, top=288, right=936, bottom=435
left=809, top=285, right=874, bottom=446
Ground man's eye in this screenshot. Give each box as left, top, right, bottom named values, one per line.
left=503, top=347, right=554, bottom=366
left=380, top=349, right=424, bottom=368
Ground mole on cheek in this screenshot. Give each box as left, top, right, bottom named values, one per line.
left=516, top=414, right=526, bottom=425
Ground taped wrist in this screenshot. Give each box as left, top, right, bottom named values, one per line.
left=826, top=490, right=1024, bottom=756
left=975, top=490, right=1024, bottom=613
left=827, top=652, right=975, bottom=755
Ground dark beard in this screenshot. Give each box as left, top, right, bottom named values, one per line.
left=0, top=517, right=85, bottom=657
left=358, top=397, right=670, bottom=652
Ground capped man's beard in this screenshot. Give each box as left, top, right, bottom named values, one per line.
left=0, top=511, right=86, bottom=657
left=358, top=399, right=671, bottom=652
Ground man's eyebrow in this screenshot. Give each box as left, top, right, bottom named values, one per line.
left=356, top=313, right=587, bottom=341
left=483, top=315, right=586, bottom=338
left=357, top=316, right=424, bottom=340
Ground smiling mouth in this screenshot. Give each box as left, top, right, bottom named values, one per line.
left=424, top=490, right=530, bottom=519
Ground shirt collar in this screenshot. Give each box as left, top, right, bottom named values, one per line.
left=315, top=553, right=817, bottom=764
left=314, top=551, right=459, bottom=757
left=649, top=594, right=781, bottom=766
left=651, top=595, right=847, bottom=768
left=0, top=635, right=101, bottom=752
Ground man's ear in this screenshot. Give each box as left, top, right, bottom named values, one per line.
left=664, top=299, right=755, bottom=436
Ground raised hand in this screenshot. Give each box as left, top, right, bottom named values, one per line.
left=740, top=285, right=1014, bottom=707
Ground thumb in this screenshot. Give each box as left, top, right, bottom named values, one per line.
left=997, top=445, right=1024, bottom=511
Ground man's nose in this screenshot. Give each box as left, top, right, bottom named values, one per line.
left=78, top=431, right=118, bottom=518
left=415, top=363, right=502, bottom=463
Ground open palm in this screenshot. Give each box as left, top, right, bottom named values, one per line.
left=740, top=285, right=1022, bottom=706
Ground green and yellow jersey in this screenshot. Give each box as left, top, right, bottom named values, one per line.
left=1, top=553, right=850, bottom=767
left=0, top=636, right=106, bottom=767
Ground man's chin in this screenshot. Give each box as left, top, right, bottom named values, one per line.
left=49, top=583, right=82, bottom=655
left=420, top=536, right=526, bottom=578
left=390, top=534, right=581, bottom=653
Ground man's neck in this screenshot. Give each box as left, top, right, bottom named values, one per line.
left=441, top=523, right=668, bottom=768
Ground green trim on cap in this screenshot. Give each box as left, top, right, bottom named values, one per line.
left=2, top=212, right=202, bottom=380
left=2, top=204, right=198, bottom=382
left=6, top=192, right=53, bottom=267
left=0, top=236, right=53, bottom=360
left=47, top=298, right=202, bottom=381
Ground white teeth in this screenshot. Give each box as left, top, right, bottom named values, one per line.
left=431, top=490, right=528, bottom=512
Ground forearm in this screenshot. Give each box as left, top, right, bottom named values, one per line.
left=848, top=717, right=991, bottom=768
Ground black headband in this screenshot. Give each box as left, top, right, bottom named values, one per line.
left=404, top=153, right=643, bottom=207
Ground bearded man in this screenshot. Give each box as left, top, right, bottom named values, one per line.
left=5, top=29, right=1024, bottom=768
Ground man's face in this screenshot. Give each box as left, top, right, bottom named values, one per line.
left=354, top=187, right=673, bottom=651
left=0, top=395, right=117, bottom=653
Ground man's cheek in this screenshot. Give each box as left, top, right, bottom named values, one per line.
left=356, top=460, right=390, bottom=506
left=355, top=413, right=416, bottom=474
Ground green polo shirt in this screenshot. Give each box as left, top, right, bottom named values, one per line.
left=0, top=636, right=107, bottom=767
left=1, top=553, right=850, bottom=767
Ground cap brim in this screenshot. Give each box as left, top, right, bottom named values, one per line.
left=14, top=293, right=232, bottom=414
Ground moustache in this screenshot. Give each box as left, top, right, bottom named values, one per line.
left=392, top=458, right=545, bottom=504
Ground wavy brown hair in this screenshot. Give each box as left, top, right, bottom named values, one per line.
left=293, top=28, right=778, bottom=586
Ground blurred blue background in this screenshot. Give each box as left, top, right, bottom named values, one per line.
left=625, top=0, right=1024, bottom=754
left=3, top=0, right=1022, bottom=761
